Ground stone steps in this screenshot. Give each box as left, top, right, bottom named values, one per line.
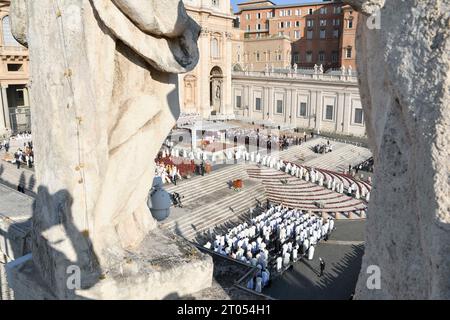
left=247, top=167, right=367, bottom=215
left=162, top=183, right=267, bottom=240
left=165, top=164, right=248, bottom=206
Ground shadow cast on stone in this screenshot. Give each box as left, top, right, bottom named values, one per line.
left=7, top=186, right=102, bottom=299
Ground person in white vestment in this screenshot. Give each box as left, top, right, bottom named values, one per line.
left=247, top=277, right=254, bottom=290
left=262, top=270, right=270, bottom=287
left=308, top=245, right=315, bottom=260
left=255, top=277, right=263, bottom=293
left=276, top=257, right=283, bottom=271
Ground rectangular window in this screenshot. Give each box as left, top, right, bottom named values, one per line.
left=257, top=13, right=261, bottom=19
left=346, top=47, right=352, bottom=58
left=295, top=9, right=300, bottom=16
left=325, top=105, right=334, bottom=120
left=294, top=54, right=299, bottom=62
left=320, top=7, right=327, bottom=15
left=15, top=90, right=24, bottom=106
left=333, top=29, right=339, bottom=38
left=307, top=30, right=313, bottom=39
left=276, top=99, right=283, bottom=114
left=286, top=21, right=291, bottom=28
left=7, top=64, right=23, bottom=72
left=246, top=25, right=251, bottom=31
left=332, top=51, right=339, bottom=63
left=267, top=12, right=272, bottom=18
left=307, top=19, right=314, bottom=27
left=255, top=97, right=262, bottom=111
left=308, top=8, right=313, bottom=15
left=256, top=24, right=261, bottom=30
left=354, top=108, right=364, bottom=124
left=279, top=10, right=284, bottom=17
left=246, top=14, right=250, bottom=20
left=299, top=102, right=307, bottom=117
left=333, top=19, right=340, bottom=26
left=295, top=21, right=300, bottom=27
left=347, top=19, right=353, bottom=29
left=334, top=6, right=342, bottom=14
left=236, top=95, right=242, bottom=108
left=306, top=51, right=313, bottom=62
left=280, top=22, right=284, bottom=29
left=319, top=51, right=325, bottom=62
left=320, top=29, right=326, bottom=39
left=294, top=30, right=300, bottom=39
left=320, top=19, right=327, bottom=26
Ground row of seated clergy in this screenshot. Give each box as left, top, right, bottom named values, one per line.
left=204, top=204, right=334, bottom=269
left=251, top=153, right=369, bottom=202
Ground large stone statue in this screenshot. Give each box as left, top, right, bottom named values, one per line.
left=344, top=0, right=449, bottom=299
left=7, top=0, right=213, bottom=299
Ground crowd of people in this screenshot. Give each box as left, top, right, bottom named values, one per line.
left=155, top=161, right=183, bottom=185
left=155, top=143, right=213, bottom=184
left=312, top=141, right=333, bottom=154
left=352, top=157, right=374, bottom=173
left=224, top=128, right=313, bottom=151
left=204, top=203, right=335, bottom=293
left=1, top=132, right=34, bottom=169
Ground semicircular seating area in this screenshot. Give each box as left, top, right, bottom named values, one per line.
left=247, top=165, right=368, bottom=219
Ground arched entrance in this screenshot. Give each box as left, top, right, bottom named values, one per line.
left=210, top=66, right=223, bottom=115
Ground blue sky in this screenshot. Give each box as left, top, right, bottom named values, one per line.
left=231, top=0, right=320, bottom=12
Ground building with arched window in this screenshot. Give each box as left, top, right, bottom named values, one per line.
left=0, top=0, right=30, bottom=136
left=178, top=0, right=235, bottom=117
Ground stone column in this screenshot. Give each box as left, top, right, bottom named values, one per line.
left=23, top=86, right=31, bottom=107
left=268, top=87, right=274, bottom=120
left=200, top=32, right=210, bottom=117
left=336, top=92, right=346, bottom=134
left=309, top=91, right=317, bottom=130
left=0, top=86, right=6, bottom=135
left=263, top=87, right=268, bottom=120
left=244, top=85, right=250, bottom=118
left=224, top=33, right=233, bottom=115
left=248, top=85, right=253, bottom=119
left=1, top=86, right=11, bottom=131
left=342, top=92, right=351, bottom=135
left=285, top=89, right=291, bottom=124
left=315, top=90, right=322, bottom=134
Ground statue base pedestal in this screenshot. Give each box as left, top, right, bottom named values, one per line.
left=6, top=229, right=214, bottom=299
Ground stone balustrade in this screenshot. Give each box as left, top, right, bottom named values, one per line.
left=232, top=70, right=358, bottom=83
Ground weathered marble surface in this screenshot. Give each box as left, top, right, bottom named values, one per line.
left=7, top=0, right=212, bottom=299
left=0, top=184, right=32, bottom=263
left=344, top=0, right=450, bottom=299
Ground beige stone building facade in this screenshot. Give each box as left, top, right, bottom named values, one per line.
left=179, top=0, right=235, bottom=117
left=232, top=35, right=292, bottom=72
left=234, top=0, right=359, bottom=71
left=0, top=0, right=30, bottom=136
left=232, top=69, right=366, bottom=136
